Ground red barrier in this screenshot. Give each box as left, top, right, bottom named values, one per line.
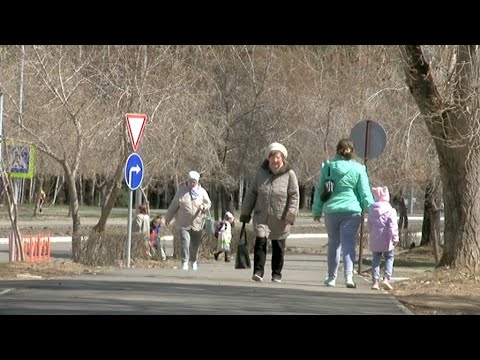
left=8, top=233, right=51, bottom=262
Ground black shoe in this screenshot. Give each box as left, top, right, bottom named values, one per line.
left=271, top=275, right=282, bottom=283
left=214, top=252, right=219, bottom=261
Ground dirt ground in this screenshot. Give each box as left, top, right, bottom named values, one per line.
left=388, top=247, right=480, bottom=315
left=2, top=224, right=479, bottom=315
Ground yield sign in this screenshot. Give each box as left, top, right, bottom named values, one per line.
left=125, top=113, right=147, bottom=152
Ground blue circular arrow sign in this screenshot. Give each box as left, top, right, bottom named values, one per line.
left=125, top=153, right=144, bottom=190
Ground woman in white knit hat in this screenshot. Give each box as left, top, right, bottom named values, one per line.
left=165, top=170, right=212, bottom=271
left=240, top=142, right=300, bottom=283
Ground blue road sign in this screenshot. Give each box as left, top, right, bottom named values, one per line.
left=125, top=153, right=144, bottom=190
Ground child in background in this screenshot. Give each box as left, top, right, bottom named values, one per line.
left=213, top=211, right=235, bottom=262
left=39, top=189, right=46, bottom=214
left=368, top=186, right=399, bottom=290
left=150, top=215, right=166, bottom=260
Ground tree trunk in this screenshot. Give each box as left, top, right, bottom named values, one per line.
left=90, top=177, right=95, bottom=206
left=93, top=150, right=128, bottom=233
left=78, top=175, right=84, bottom=207
left=430, top=197, right=442, bottom=265
left=400, top=45, right=480, bottom=272
left=63, top=168, right=81, bottom=261
left=1, top=171, right=24, bottom=261
left=52, top=174, right=63, bottom=205
left=420, top=182, right=433, bottom=246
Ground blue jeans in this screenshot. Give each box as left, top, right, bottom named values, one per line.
left=324, top=212, right=361, bottom=280
left=371, top=249, right=395, bottom=281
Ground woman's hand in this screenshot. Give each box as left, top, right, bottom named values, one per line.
left=313, top=216, right=322, bottom=222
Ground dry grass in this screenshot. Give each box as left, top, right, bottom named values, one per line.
left=0, top=260, right=95, bottom=280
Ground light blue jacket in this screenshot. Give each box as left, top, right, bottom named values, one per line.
left=312, top=155, right=374, bottom=217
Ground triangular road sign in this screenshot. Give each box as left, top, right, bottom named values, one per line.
left=126, top=113, right=147, bottom=152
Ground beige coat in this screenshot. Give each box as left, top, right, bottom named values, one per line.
left=241, top=160, right=299, bottom=237
left=165, top=184, right=212, bottom=231
left=132, top=213, right=150, bottom=234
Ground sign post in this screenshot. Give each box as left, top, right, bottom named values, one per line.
left=125, top=152, right=144, bottom=268
left=350, top=120, right=387, bottom=274
left=125, top=113, right=147, bottom=268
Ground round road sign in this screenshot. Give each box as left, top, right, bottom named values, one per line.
left=350, top=120, right=386, bottom=159
left=125, top=153, right=144, bottom=190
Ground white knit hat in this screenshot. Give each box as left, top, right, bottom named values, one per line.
left=188, top=170, right=200, bottom=182
left=225, top=211, right=234, bottom=220
left=264, top=142, right=288, bottom=159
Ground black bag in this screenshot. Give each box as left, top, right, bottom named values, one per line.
left=320, top=165, right=334, bottom=202
left=235, top=223, right=251, bottom=269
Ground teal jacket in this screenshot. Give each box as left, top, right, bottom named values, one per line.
left=312, top=155, right=374, bottom=217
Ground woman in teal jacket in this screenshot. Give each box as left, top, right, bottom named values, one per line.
left=312, top=138, right=374, bottom=288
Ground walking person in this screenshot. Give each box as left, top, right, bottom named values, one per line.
left=38, top=188, right=46, bottom=214
left=133, top=204, right=150, bottom=234
left=213, top=211, right=235, bottom=262
left=368, top=186, right=399, bottom=290
left=312, top=138, right=374, bottom=288
left=392, top=190, right=408, bottom=246
left=393, top=191, right=408, bottom=230
left=240, top=142, right=300, bottom=283
left=165, top=170, right=212, bottom=271
left=132, top=204, right=151, bottom=257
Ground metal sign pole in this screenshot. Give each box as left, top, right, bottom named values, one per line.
left=358, top=120, right=372, bottom=275
left=351, top=119, right=386, bottom=275
left=125, top=114, right=147, bottom=269
left=127, top=189, right=133, bottom=268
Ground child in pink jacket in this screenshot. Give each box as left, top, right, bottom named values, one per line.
left=368, top=186, right=399, bottom=290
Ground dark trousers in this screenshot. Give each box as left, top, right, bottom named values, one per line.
left=398, top=215, right=408, bottom=229
left=214, top=250, right=231, bottom=262
left=253, top=237, right=286, bottom=280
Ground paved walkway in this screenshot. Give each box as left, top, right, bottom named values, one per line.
left=0, top=251, right=411, bottom=314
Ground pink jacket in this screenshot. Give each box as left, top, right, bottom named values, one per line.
left=368, top=201, right=399, bottom=253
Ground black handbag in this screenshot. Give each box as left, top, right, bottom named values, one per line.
left=320, top=165, right=334, bottom=202
left=235, top=223, right=251, bottom=269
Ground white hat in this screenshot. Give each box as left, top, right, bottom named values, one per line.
left=265, top=142, right=288, bottom=159
left=225, top=211, right=234, bottom=220
left=188, top=171, right=200, bottom=182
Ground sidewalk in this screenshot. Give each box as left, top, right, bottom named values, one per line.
left=72, top=252, right=412, bottom=315
left=0, top=237, right=412, bottom=314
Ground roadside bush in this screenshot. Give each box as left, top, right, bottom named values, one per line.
left=78, top=228, right=151, bottom=266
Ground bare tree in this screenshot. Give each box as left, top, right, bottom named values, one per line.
left=400, top=45, right=480, bottom=271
